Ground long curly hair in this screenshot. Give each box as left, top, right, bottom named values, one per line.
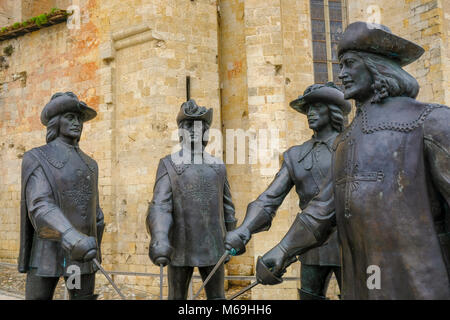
left=327, top=103, right=345, bottom=133
left=345, top=51, right=420, bottom=103
left=46, top=115, right=60, bottom=143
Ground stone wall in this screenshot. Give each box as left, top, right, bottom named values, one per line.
left=219, top=0, right=321, bottom=300
left=0, top=0, right=73, bottom=25
left=0, top=0, right=22, bottom=26
left=218, top=0, right=254, bottom=285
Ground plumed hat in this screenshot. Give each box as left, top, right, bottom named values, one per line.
left=289, top=82, right=351, bottom=115
left=337, top=21, right=424, bottom=67
left=176, top=99, right=213, bottom=126
left=40, top=92, right=97, bottom=126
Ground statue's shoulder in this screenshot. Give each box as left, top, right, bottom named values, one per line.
left=28, top=140, right=68, bottom=169
left=421, top=103, right=450, bottom=140
left=283, top=140, right=314, bottom=164
left=386, top=96, right=441, bottom=115
left=21, top=145, right=51, bottom=184
left=396, top=97, right=449, bottom=127
left=203, top=152, right=225, bottom=166
left=21, top=147, right=44, bottom=172
left=22, top=146, right=42, bottom=162
left=362, top=97, right=445, bottom=134
left=163, top=152, right=187, bottom=175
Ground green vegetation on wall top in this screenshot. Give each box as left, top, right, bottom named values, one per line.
left=0, top=8, right=70, bottom=36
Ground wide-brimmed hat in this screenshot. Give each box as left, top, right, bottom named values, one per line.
left=289, top=82, right=351, bottom=115
left=176, top=99, right=213, bottom=126
left=40, top=92, right=97, bottom=126
left=337, top=21, right=424, bottom=67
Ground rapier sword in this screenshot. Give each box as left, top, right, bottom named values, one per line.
left=93, top=258, right=126, bottom=300
left=228, top=280, right=260, bottom=300
left=227, top=256, right=283, bottom=300
left=160, top=264, right=164, bottom=300
left=192, top=248, right=237, bottom=300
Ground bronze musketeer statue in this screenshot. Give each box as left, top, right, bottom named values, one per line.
left=146, top=100, right=237, bottom=300
left=18, top=92, right=105, bottom=300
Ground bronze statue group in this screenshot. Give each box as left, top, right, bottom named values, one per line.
left=18, top=22, right=450, bottom=300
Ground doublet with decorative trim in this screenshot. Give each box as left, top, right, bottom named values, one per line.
left=302, top=97, right=450, bottom=299
left=18, top=139, right=103, bottom=277
left=147, top=151, right=237, bottom=267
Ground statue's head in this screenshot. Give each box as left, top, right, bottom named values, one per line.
left=290, top=82, right=351, bottom=133
left=337, top=22, right=424, bottom=104
left=176, top=99, right=213, bottom=148
left=41, top=92, right=97, bottom=143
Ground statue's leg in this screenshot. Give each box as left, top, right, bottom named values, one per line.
left=299, top=264, right=333, bottom=300
left=25, top=269, right=59, bottom=300
left=198, top=264, right=225, bottom=300
left=65, top=272, right=97, bottom=300
left=167, top=265, right=193, bottom=300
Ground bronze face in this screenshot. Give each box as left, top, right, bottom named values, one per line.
left=59, top=112, right=83, bottom=142
left=179, top=119, right=208, bottom=146
left=306, top=103, right=330, bottom=132
left=338, top=51, right=373, bottom=102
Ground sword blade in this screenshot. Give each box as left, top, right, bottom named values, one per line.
left=192, top=251, right=230, bottom=300
left=160, top=264, right=164, bottom=300
left=228, top=280, right=259, bottom=300
left=93, top=258, right=126, bottom=300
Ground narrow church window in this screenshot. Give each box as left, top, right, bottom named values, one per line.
left=310, top=0, right=347, bottom=85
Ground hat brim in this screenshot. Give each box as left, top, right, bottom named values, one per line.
left=41, top=96, right=97, bottom=126
left=289, top=86, right=352, bottom=115
left=176, top=108, right=213, bottom=126
left=338, top=22, right=425, bottom=67
left=79, top=104, right=97, bottom=123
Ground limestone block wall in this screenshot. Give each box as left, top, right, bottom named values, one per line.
left=218, top=0, right=254, bottom=283
left=0, top=0, right=22, bottom=26
left=219, top=0, right=319, bottom=300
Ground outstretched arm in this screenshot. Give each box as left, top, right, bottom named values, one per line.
left=225, top=161, right=294, bottom=255
left=257, top=172, right=336, bottom=283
